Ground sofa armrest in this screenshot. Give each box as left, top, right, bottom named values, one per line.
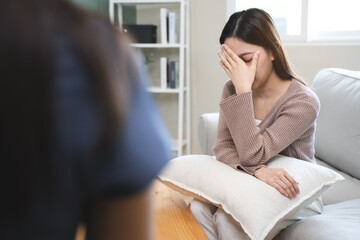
left=198, top=113, right=219, bottom=155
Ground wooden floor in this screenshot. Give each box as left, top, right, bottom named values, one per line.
left=75, top=180, right=208, bottom=240
left=154, top=180, right=208, bottom=240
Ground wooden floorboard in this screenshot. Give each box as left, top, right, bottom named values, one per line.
left=154, top=180, right=209, bottom=240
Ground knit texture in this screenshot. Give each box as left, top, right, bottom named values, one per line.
left=213, top=79, right=321, bottom=175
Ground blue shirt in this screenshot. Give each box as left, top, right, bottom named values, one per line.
left=1, top=24, right=171, bottom=239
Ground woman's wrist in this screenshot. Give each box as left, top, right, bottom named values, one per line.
left=235, top=86, right=252, bottom=95
left=254, top=166, right=267, bottom=178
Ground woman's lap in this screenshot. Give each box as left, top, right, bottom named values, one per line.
left=189, top=199, right=250, bottom=240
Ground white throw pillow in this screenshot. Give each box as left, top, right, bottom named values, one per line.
left=158, top=154, right=344, bottom=240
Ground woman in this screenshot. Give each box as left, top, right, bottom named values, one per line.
left=0, top=0, right=170, bottom=239
left=190, top=8, right=321, bottom=239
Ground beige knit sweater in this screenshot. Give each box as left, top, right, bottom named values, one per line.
left=213, top=79, right=321, bottom=175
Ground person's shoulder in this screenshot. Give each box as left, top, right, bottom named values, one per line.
left=290, top=79, right=321, bottom=111
left=87, top=15, right=115, bottom=37
left=292, top=80, right=320, bottom=103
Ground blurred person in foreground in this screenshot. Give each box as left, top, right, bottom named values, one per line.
left=0, top=0, right=170, bottom=239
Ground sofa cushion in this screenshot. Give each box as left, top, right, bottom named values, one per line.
left=274, top=198, right=360, bottom=240
left=316, top=158, right=360, bottom=205
left=311, top=68, right=360, bottom=179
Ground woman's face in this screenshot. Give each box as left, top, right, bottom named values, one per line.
left=223, top=37, right=275, bottom=88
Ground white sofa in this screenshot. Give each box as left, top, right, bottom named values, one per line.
left=198, top=68, right=360, bottom=239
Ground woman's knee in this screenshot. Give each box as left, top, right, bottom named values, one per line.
left=213, top=208, right=231, bottom=224
left=214, top=208, right=249, bottom=240
left=189, top=199, right=217, bottom=219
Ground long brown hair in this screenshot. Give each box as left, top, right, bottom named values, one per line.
left=0, top=0, right=135, bottom=220
left=219, top=8, right=308, bottom=86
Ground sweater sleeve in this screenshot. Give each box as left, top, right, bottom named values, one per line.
left=213, top=81, right=320, bottom=175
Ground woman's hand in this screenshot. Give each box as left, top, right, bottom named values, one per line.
left=217, top=44, right=260, bottom=94
left=254, top=166, right=300, bottom=199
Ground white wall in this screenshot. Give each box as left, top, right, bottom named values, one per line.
left=189, top=1, right=360, bottom=154
left=189, top=0, right=228, bottom=154
left=285, top=45, right=360, bottom=85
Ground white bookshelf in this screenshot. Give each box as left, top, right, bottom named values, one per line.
left=109, top=0, right=190, bottom=156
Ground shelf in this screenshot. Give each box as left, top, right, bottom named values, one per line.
left=130, top=43, right=182, bottom=48
left=111, top=0, right=181, bottom=4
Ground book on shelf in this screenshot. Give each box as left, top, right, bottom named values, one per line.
left=160, top=8, right=178, bottom=44
left=160, top=57, right=168, bottom=89
left=160, top=58, right=179, bottom=89
left=160, top=8, right=168, bottom=44
left=175, top=60, right=179, bottom=88
left=169, top=60, right=179, bottom=89
left=168, top=12, right=177, bottom=44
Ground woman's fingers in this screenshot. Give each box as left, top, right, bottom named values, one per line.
left=255, top=167, right=300, bottom=200
left=276, top=179, right=294, bottom=199
left=279, top=176, right=297, bottom=199
left=219, top=60, right=230, bottom=75
left=217, top=51, right=232, bottom=70
left=220, top=46, right=236, bottom=65
left=284, top=171, right=300, bottom=194
left=222, top=44, right=241, bottom=64
left=272, top=182, right=289, bottom=198
left=273, top=169, right=299, bottom=199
